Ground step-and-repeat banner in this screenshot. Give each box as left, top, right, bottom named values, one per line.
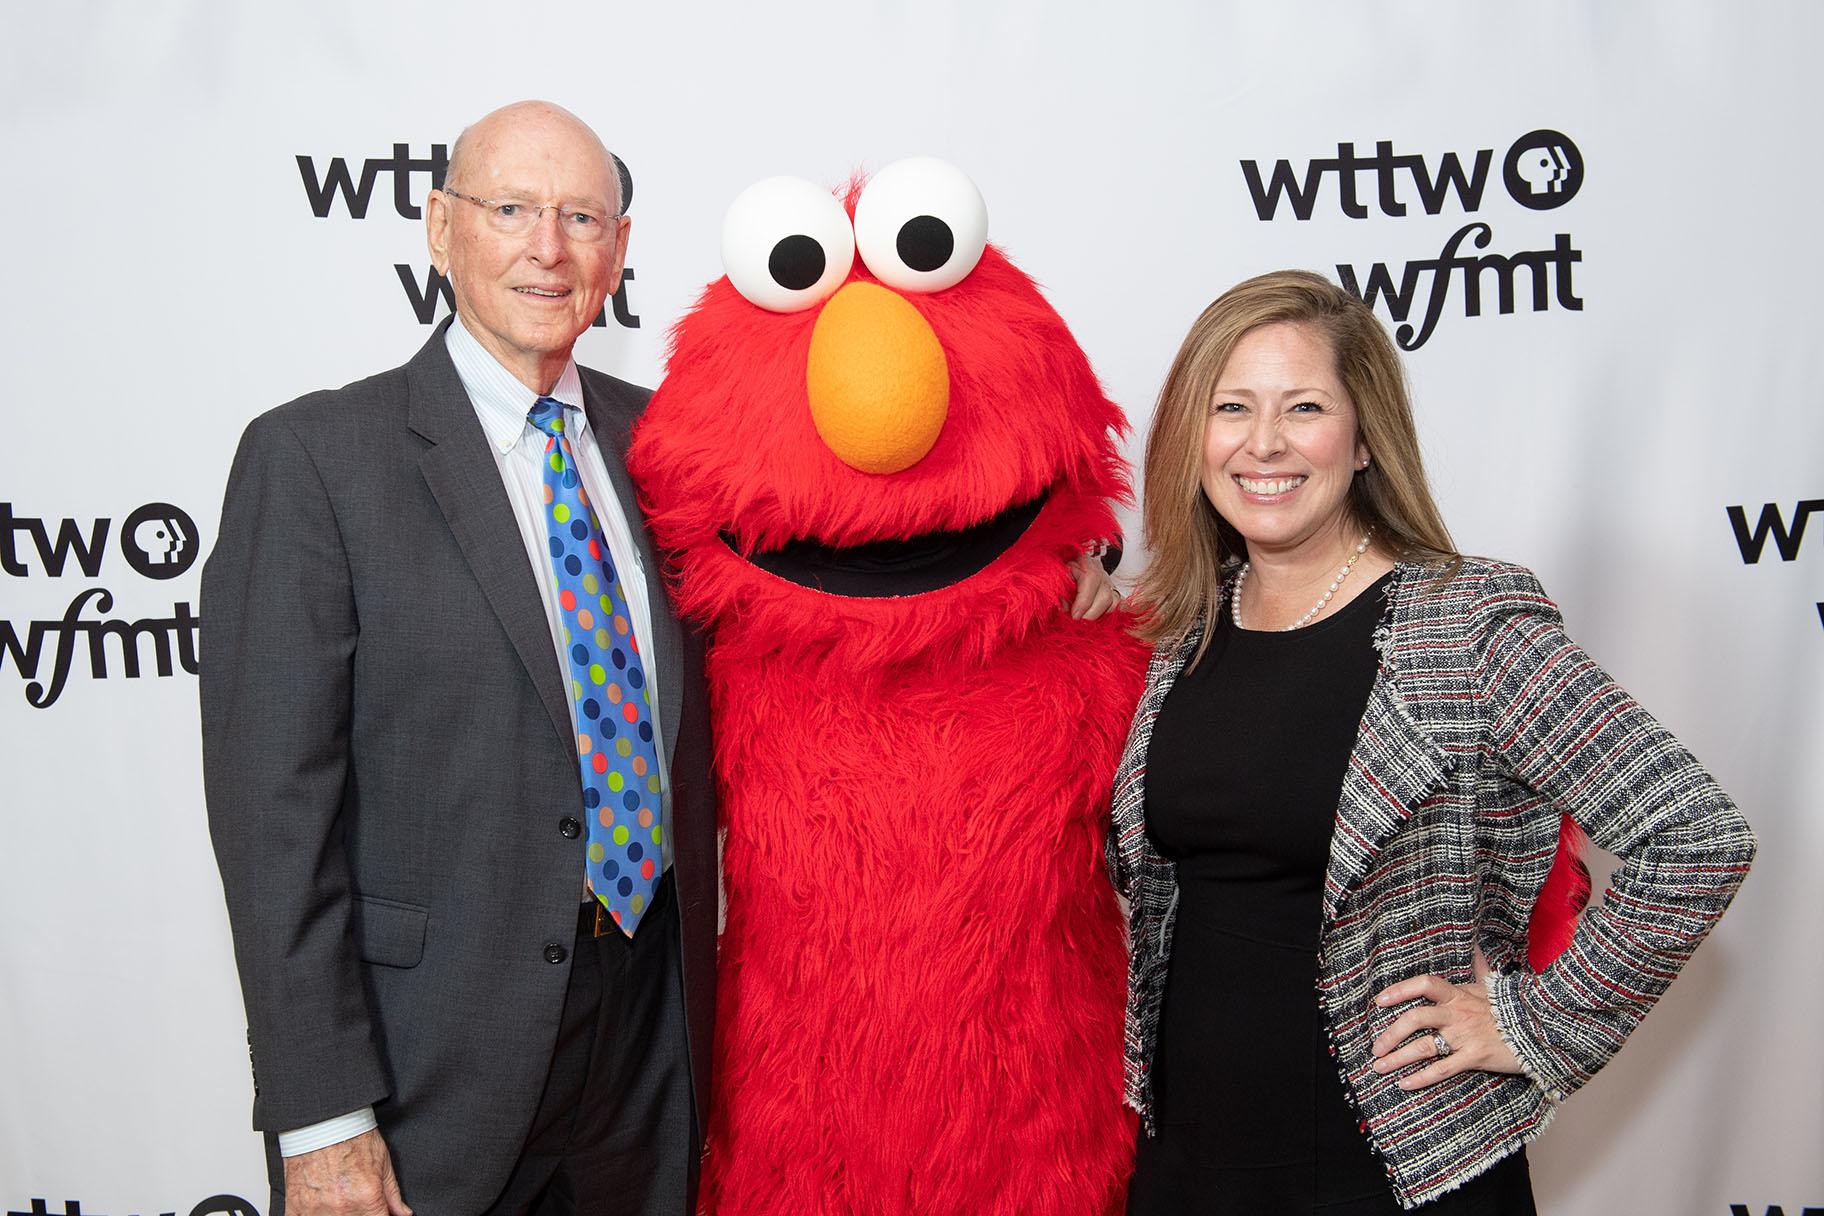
left=3, top=4, right=1818, bottom=1214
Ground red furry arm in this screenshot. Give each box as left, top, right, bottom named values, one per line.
left=1525, top=815, right=1590, bottom=971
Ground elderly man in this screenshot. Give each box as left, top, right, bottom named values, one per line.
left=203, top=99, right=1121, bottom=1216
left=202, top=100, right=716, bottom=1215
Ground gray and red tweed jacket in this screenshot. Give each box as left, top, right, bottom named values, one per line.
left=1106, top=557, right=1755, bottom=1207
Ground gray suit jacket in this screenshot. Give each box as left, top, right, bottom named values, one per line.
left=200, top=321, right=716, bottom=1210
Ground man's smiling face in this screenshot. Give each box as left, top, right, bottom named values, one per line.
left=426, top=102, right=629, bottom=392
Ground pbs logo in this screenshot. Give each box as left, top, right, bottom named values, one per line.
left=1503, top=129, right=1583, bottom=210
left=121, top=502, right=200, bottom=579
left=189, top=1197, right=261, bottom=1216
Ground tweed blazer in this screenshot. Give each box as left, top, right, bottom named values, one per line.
left=1106, top=557, right=1754, bottom=1207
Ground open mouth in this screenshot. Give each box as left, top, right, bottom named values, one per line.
left=721, top=492, right=1049, bottom=598
left=1235, top=474, right=1306, bottom=495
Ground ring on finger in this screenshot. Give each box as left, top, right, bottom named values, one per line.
left=1431, top=1031, right=1453, bottom=1059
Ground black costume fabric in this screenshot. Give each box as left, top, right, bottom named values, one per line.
left=1127, top=574, right=1534, bottom=1215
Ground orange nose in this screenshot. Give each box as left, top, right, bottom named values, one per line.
left=804, top=281, right=949, bottom=474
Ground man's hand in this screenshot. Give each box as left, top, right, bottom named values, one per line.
left=283, top=1128, right=412, bottom=1216
left=1069, top=551, right=1122, bottom=620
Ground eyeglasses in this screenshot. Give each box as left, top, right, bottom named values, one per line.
left=441, top=186, right=623, bottom=244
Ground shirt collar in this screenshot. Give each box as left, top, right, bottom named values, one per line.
left=444, top=314, right=588, bottom=455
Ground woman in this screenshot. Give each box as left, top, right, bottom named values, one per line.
left=1109, top=270, right=1754, bottom=1213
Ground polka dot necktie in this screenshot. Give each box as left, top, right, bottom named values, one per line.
left=528, top=398, right=662, bottom=937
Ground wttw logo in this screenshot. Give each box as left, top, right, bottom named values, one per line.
left=1728, top=499, right=1823, bottom=564
left=1239, top=129, right=1585, bottom=349
left=293, top=142, right=641, bottom=329
left=1, top=502, right=198, bottom=581
left=1725, top=497, right=1824, bottom=631
left=297, top=143, right=449, bottom=220
left=1241, top=129, right=1583, bottom=221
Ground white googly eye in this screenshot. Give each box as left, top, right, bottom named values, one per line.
left=852, top=157, right=988, bottom=294
left=720, top=176, right=855, bottom=313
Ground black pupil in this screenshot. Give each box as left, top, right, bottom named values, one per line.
left=897, top=215, right=954, bottom=273
left=769, top=235, right=826, bottom=291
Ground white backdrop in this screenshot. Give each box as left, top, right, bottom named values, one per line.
left=3, top=4, right=1819, bottom=1213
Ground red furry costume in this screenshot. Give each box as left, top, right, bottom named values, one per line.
left=629, top=160, right=1588, bottom=1214
left=629, top=161, right=1146, bottom=1213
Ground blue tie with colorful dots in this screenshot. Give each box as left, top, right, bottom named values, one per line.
left=528, top=398, right=663, bottom=937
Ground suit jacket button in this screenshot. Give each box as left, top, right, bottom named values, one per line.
left=544, top=943, right=568, bottom=965
left=559, top=817, right=582, bottom=839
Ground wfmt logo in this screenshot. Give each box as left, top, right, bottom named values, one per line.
left=1725, top=497, right=1824, bottom=630
left=1240, top=129, right=1585, bottom=349
left=294, top=142, right=641, bottom=329
left=0, top=502, right=203, bottom=708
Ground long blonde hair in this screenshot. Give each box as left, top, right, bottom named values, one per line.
left=1132, top=270, right=1458, bottom=657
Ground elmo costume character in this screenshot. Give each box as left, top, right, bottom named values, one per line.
left=628, top=157, right=1587, bottom=1214
left=628, top=158, right=1146, bottom=1214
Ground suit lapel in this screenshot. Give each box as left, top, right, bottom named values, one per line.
left=581, top=380, right=684, bottom=776
left=406, top=324, right=576, bottom=755
left=1322, top=566, right=1450, bottom=926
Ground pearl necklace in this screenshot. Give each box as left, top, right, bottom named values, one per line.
left=1231, top=530, right=1373, bottom=631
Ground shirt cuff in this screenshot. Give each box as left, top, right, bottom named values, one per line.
left=277, top=1107, right=379, bottom=1157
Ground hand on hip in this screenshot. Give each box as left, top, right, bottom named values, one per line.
left=1369, top=948, right=1524, bottom=1090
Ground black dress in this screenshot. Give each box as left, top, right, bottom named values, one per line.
left=1126, top=575, right=1534, bottom=1215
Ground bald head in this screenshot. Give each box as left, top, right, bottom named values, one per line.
left=425, top=99, right=632, bottom=394
left=447, top=100, right=622, bottom=216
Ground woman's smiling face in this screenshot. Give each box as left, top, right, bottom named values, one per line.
left=1200, top=320, right=1370, bottom=561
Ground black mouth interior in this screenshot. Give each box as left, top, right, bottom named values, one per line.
left=722, top=493, right=1048, bottom=598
